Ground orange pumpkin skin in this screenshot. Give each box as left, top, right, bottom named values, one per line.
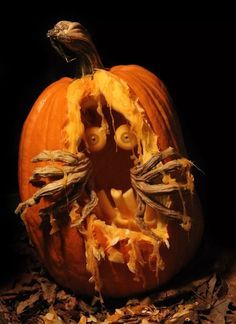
left=18, top=65, right=203, bottom=297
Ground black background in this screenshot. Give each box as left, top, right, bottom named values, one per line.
left=1, top=6, right=235, bottom=274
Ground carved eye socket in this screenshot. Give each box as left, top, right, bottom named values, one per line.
left=85, top=127, right=107, bottom=152
left=114, top=124, right=137, bottom=150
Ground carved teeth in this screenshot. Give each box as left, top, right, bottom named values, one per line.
left=97, top=190, right=116, bottom=222
left=96, top=188, right=137, bottom=225
left=110, top=188, right=130, bottom=214
left=96, top=188, right=159, bottom=232
left=144, top=205, right=157, bottom=227
left=123, top=188, right=137, bottom=213
left=97, top=188, right=155, bottom=226
left=95, top=188, right=169, bottom=242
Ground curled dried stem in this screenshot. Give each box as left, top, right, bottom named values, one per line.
left=47, top=20, right=103, bottom=77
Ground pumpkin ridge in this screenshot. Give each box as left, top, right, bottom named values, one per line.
left=110, top=68, right=173, bottom=150
left=130, top=68, right=185, bottom=151
left=19, top=78, right=72, bottom=201
left=111, top=65, right=186, bottom=154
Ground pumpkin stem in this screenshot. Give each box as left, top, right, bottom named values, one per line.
left=47, top=20, right=103, bottom=77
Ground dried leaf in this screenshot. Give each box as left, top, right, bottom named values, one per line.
left=37, top=277, right=57, bottom=304
left=0, top=301, right=12, bottom=323
left=225, top=260, right=236, bottom=305
left=165, top=304, right=195, bottom=323
left=206, top=298, right=231, bottom=323
left=78, top=315, right=87, bottom=324
left=40, top=307, right=64, bottom=323
left=207, top=273, right=217, bottom=298
left=78, top=299, right=96, bottom=314
left=16, top=291, right=41, bottom=314
left=150, top=275, right=211, bottom=304
left=141, top=319, right=150, bottom=324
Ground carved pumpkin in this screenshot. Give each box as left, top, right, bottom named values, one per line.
left=16, top=21, right=204, bottom=297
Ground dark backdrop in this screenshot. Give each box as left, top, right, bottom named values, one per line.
left=1, top=8, right=235, bottom=275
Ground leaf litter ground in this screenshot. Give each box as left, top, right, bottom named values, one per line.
left=0, top=225, right=235, bottom=324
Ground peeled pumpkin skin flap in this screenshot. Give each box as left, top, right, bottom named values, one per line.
left=17, top=21, right=204, bottom=298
